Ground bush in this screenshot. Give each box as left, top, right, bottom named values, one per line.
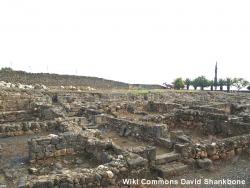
left=173, top=78, right=185, bottom=90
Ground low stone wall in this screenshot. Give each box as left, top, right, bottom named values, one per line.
left=242, top=115, right=250, bottom=123
left=0, top=91, right=32, bottom=112
left=208, top=103, right=231, bottom=114
left=0, top=110, right=38, bottom=124
left=23, top=152, right=149, bottom=188
left=127, top=146, right=156, bottom=163
left=0, top=103, right=64, bottom=124
left=96, top=115, right=167, bottom=141
left=78, top=106, right=102, bottom=122
left=0, top=120, right=59, bottom=137
left=231, top=103, right=250, bottom=115
left=190, top=105, right=227, bottom=114
left=173, top=109, right=227, bottom=132
left=24, top=162, right=125, bottom=188
left=175, top=109, right=228, bottom=124
left=145, top=101, right=182, bottom=113
left=175, top=134, right=250, bottom=160
left=28, top=130, right=120, bottom=163
left=0, top=117, right=87, bottom=137
left=204, top=120, right=250, bottom=137
left=26, top=130, right=150, bottom=187
left=173, top=109, right=250, bottom=136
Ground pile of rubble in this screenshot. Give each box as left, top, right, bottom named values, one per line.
left=0, top=81, right=47, bottom=90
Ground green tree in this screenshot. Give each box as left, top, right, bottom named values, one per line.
left=194, top=76, right=209, bottom=90
left=226, top=78, right=234, bottom=92
left=233, top=78, right=249, bottom=91
left=185, top=78, right=191, bottom=90
left=218, top=79, right=225, bottom=91
left=173, top=77, right=185, bottom=90
left=191, top=79, right=199, bottom=90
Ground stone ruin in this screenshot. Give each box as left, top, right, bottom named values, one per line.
left=0, top=85, right=250, bottom=187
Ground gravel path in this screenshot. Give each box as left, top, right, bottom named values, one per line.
left=172, top=154, right=250, bottom=188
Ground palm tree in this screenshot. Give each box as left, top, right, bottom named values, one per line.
left=218, top=79, right=225, bottom=91
left=226, top=78, right=234, bottom=92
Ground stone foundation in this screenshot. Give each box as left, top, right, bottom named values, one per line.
left=175, top=134, right=250, bottom=160
left=145, top=101, right=183, bottom=113
left=96, top=115, right=167, bottom=141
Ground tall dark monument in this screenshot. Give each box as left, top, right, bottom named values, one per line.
left=214, top=62, right=218, bottom=90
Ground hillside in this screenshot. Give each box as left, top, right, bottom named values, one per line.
left=0, top=68, right=164, bottom=89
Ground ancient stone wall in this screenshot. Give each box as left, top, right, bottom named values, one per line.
left=145, top=101, right=182, bottom=113
left=208, top=103, right=231, bottom=113
left=28, top=130, right=120, bottom=163
left=190, top=105, right=227, bottom=114
left=175, top=134, right=250, bottom=161
left=0, top=91, right=32, bottom=112
left=23, top=153, right=148, bottom=188
left=0, top=120, right=60, bottom=137
left=231, top=103, right=250, bottom=115
left=26, top=130, right=149, bottom=188
left=0, top=117, right=87, bottom=137
left=174, top=109, right=250, bottom=136
left=96, top=115, right=167, bottom=141
left=0, top=110, right=38, bottom=124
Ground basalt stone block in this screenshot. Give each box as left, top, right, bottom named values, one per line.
left=0, top=126, right=4, bottom=133
left=156, top=152, right=180, bottom=165
left=206, top=144, right=217, bottom=156
left=174, top=143, right=191, bottom=158
left=127, top=157, right=147, bottom=169
left=196, top=158, right=212, bottom=170
left=31, top=144, right=43, bottom=153
left=46, top=144, right=55, bottom=152
left=22, top=123, right=30, bottom=132
left=158, top=138, right=173, bottom=149
left=36, top=138, right=51, bottom=145
left=170, top=130, right=184, bottom=142
left=51, top=137, right=59, bottom=145
left=131, top=146, right=156, bottom=162
left=56, top=143, right=66, bottom=150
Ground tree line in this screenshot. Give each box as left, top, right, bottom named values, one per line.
left=172, top=76, right=250, bottom=92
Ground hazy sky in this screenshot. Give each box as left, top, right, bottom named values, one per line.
left=0, top=1, right=249, bottom=84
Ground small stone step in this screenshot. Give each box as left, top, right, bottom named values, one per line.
left=158, top=138, right=173, bottom=149
left=153, top=162, right=188, bottom=178
left=156, top=152, right=180, bottom=165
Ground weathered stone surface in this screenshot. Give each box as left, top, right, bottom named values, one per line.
left=156, top=152, right=180, bottom=165
left=127, top=156, right=147, bottom=169
left=129, top=146, right=156, bottom=162
left=154, top=162, right=188, bottom=177
left=196, top=158, right=213, bottom=170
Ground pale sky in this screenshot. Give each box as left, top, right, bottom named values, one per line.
left=0, top=1, right=250, bottom=85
